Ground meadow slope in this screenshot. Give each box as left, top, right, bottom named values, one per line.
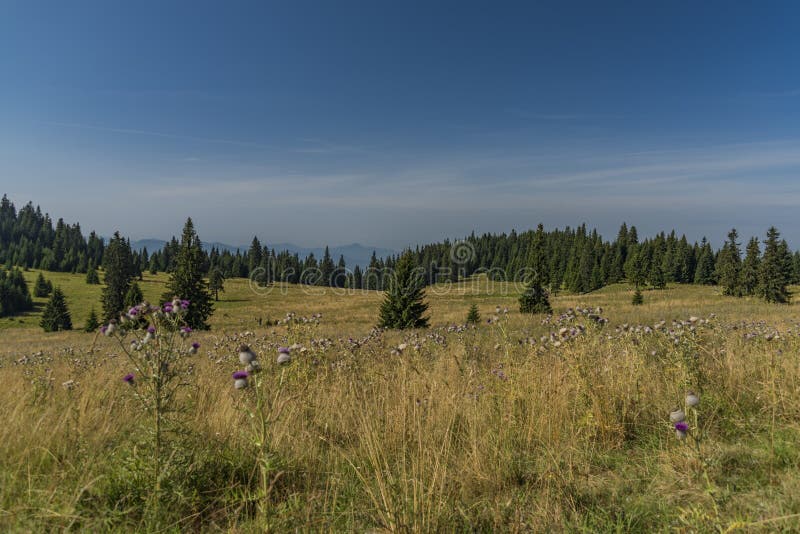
left=2, top=271, right=800, bottom=532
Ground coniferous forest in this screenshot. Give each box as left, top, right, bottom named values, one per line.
left=2, top=194, right=799, bottom=318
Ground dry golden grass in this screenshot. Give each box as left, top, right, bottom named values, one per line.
left=2, top=274, right=800, bottom=531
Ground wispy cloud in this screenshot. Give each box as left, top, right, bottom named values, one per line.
left=292, top=137, right=370, bottom=155
left=41, top=121, right=276, bottom=148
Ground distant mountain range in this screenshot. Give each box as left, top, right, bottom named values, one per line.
left=127, top=239, right=396, bottom=268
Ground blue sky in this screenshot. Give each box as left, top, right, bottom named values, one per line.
left=2, top=1, right=800, bottom=249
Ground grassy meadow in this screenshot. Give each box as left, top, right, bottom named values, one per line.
left=2, top=270, right=800, bottom=531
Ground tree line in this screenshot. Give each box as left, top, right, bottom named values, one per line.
left=2, top=194, right=800, bottom=327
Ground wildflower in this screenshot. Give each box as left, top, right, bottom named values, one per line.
left=685, top=391, right=700, bottom=407
left=123, top=373, right=135, bottom=385
left=180, top=326, right=192, bottom=338
left=188, top=341, right=200, bottom=355
left=181, top=299, right=190, bottom=309
left=163, top=303, right=174, bottom=314
left=232, top=370, right=249, bottom=389
left=128, top=307, right=138, bottom=317
left=238, top=344, right=256, bottom=364
left=675, top=421, right=688, bottom=439
left=669, top=407, right=685, bottom=423
left=104, top=321, right=116, bottom=336
left=277, top=346, right=291, bottom=365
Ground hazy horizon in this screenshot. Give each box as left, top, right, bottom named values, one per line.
left=2, top=2, right=800, bottom=249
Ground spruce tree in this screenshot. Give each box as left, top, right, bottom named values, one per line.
left=85, top=264, right=100, bottom=284
left=209, top=268, right=225, bottom=301
left=741, top=237, right=761, bottom=296
left=40, top=287, right=72, bottom=332
left=247, top=236, right=263, bottom=280
left=378, top=251, right=429, bottom=329
left=624, top=248, right=646, bottom=289
left=648, top=261, right=667, bottom=289
left=716, top=229, right=742, bottom=296
left=101, top=232, right=134, bottom=321
left=85, top=308, right=100, bottom=332
left=319, top=246, right=335, bottom=287
left=632, top=288, right=644, bottom=305
left=162, top=218, right=214, bottom=329
left=466, top=303, right=481, bottom=324
left=759, top=227, right=790, bottom=303
left=125, top=281, right=144, bottom=308
left=519, top=273, right=552, bottom=314
left=693, top=238, right=716, bottom=285
left=33, top=272, right=52, bottom=298
left=0, top=268, right=34, bottom=317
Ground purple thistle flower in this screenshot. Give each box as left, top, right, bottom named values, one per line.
left=128, top=307, right=138, bottom=316
left=163, top=303, right=173, bottom=313
left=181, top=299, right=190, bottom=309
left=100, top=325, right=108, bottom=334
left=147, top=325, right=156, bottom=334
left=181, top=326, right=192, bottom=333
left=674, top=421, right=689, bottom=432
left=232, top=370, right=249, bottom=380
left=278, top=346, right=290, bottom=354
left=123, top=373, right=135, bottom=384
left=192, top=342, right=200, bottom=349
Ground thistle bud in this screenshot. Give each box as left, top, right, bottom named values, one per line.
left=277, top=346, right=291, bottom=365
left=232, top=370, right=248, bottom=389
left=669, top=407, right=685, bottom=423
left=238, top=344, right=256, bottom=364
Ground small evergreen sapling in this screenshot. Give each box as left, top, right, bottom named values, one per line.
left=33, top=272, right=52, bottom=298
left=40, top=287, right=72, bottom=332
left=466, top=303, right=481, bottom=324
left=632, top=288, right=644, bottom=305
left=85, top=307, right=100, bottom=332
left=85, top=265, right=100, bottom=285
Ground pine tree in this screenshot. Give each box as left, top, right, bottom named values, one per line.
left=125, top=281, right=144, bottom=308
left=624, top=248, right=646, bottom=289
left=40, top=287, right=72, bottom=332
left=85, top=264, right=100, bottom=284
left=319, top=246, right=335, bottom=287
left=33, top=272, right=52, bottom=297
left=741, top=237, right=761, bottom=296
left=85, top=308, right=100, bottom=332
left=632, top=288, right=644, bottom=305
left=378, top=252, right=429, bottom=329
left=0, top=268, right=34, bottom=317
left=466, top=303, right=481, bottom=324
left=101, top=232, right=134, bottom=321
left=759, top=227, right=790, bottom=303
left=162, top=218, right=214, bottom=329
left=209, top=268, right=225, bottom=301
left=247, top=236, right=263, bottom=280
left=716, top=229, right=742, bottom=296
left=694, top=238, right=716, bottom=285
left=793, top=251, right=800, bottom=285
left=519, top=273, right=552, bottom=314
